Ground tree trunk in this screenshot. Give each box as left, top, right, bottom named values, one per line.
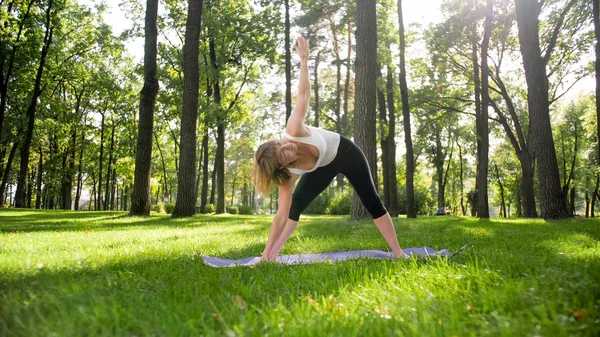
left=0, top=140, right=18, bottom=207
left=313, top=51, right=321, bottom=127
left=153, top=132, right=169, bottom=201
left=210, top=155, right=217, bottom=205
left=200, top=127, right=210, bottom=212
left=593, top=0, right=600, bottom=210
left=435, top=133, right=445, bottom=210
left=592, top=177, right=600, bottom=217
left=398, top=0, right=415, bottom=218
left=97, top=111, right=105, bottom=210
left=15, top=0, right=54, bottom=208
left=130, top=0, right=159, bottom=216
left=378, top=83, right=390, bottom=210
left=494, top=163, right=506, bottom=217
left=518, top=151, right=538, bottom=217
left=351, top=0, right=378, bottom=219
left=514, top=0, right=568, bottom=219
left=476, top=0, right=493, bottom=218
left=458, top=143, right=466, bottom=216
left=0, top=0, right=35, bottom=177
left=36, top=146, right=43, bottom=209
left=284, top=0, right=292, bottom=122
left=173, top=0, right=203, bottom=217
left=208, top=34, right=226, bottom=214
left=105, top=118, right=116, bottom=210
left=216, top=123, right=225, bottom=213
left=342, top=21, right=352, bottom=137
left=385, top=66, right=399, bottom=217
left=585, top=190, right=590, bottom=217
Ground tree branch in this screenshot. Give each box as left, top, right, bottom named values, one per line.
left=542, top=0, right=577, bottom=65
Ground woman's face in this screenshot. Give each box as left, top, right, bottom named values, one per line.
left=276, top=140, right=297, bottom=167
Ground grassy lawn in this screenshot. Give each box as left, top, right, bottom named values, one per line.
left=1, top=209, right=599, bottom=336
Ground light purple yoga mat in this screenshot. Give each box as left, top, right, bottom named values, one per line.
left=202, top=246, right=451, bottom=268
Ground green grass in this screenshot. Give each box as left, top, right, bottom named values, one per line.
left=1, top=209, right=599, bottom=336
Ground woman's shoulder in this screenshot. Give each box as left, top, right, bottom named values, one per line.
left=284, top=125, right=312, bottom=138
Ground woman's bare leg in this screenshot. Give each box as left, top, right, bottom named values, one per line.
left=373, top=213, right=407, bottom=258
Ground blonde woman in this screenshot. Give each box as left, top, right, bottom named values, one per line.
left=254, top=37, right=407, bottom=261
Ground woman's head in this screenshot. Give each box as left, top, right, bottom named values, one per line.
left=254, top=140, right=292, bottom=196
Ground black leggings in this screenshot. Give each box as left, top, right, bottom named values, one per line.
left=288, top=135, right=387, bottom=221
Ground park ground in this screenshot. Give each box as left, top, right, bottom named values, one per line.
left=0, top=209, right=599, bottom=336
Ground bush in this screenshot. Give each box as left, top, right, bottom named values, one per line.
left=226, top=206, right=239, bottom=214
left=203, top=204, right=216, bottom=213
left=164, top=202, right=176, bottom=214
left=238, top=205, right=254, bottom=215
left=398, top=184, right=434, bottom=215
left=328, top=190, right=352, bottom=215
left=152, top=203, right=164, bottom=213
left=304, top=193, right=331, bottom=214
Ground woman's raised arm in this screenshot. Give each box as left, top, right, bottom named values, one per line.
left=285, top=37, right=311, bottom=137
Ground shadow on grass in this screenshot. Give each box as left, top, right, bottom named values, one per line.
left=0, top=209, right=271, bottom=233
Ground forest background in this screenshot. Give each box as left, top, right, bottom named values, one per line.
left=0, top=0, right=597, bottom=220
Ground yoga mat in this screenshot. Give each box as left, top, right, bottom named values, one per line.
left=202, top=246, right=455, bottom=268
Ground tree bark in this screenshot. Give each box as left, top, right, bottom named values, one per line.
left=378, top=81, right=390, bottom=209
left=385, top=66, right=399, bottom=217
left=593, top=0, right=600, bottom=205
left=36, top=146, right=43, bottom=209
left=458, top=143, right=465, bottom=215
left=514, top=0, right=568, bottom=219
left=0, top=140, right=18, bottom=207
left=494, top=163, right=506, bottom=217
left=105, top=118, right=116, bottom=210
left=476, top=0, right=493, bottom=218
left=200, top=127, right=209, bottom=212
left=97, top=110, right=105, bottom=210
left=284, top=0, right=292, bottom=122
left=216, top=123, right=225, bottom=213
left=173, top=0, right=203, bottom=217
left=208, top=34, right=225, bottom=214
left=130, top=0, right=159, bottom=216
left=342, top=21, right=352, bottom=137
left=398, top=0, right=415, bottom=218
left=15, top=0, right=54, bottom=208
left=0, top=0, right=35, bottom=179
left=351, top=0, right=378, bottom=219
left=313, top=51, right=321, bottom=127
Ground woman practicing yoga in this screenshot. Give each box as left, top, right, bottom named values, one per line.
left=254, top=37, right=407, bottom=261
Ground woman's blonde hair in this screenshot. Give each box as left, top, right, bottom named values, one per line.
left=254, top=140, right=291, bottom=196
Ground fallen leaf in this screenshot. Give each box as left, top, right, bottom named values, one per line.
left=571, top=309, right=589, bottom=320
left=84, top=231, right=89, bottom=237
left=244, top=221, right=249, bottom=225
left=9, top=232, right=15, bottom=237
left=36, top=263, right=43, bottom=269
left=466, top=305, right=472, bottom=311
left=233, top=295, right=247, bottom=310
left=212, top=313, right=221, bottom=321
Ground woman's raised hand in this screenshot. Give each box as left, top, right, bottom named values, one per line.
left=294, top=36, right=309, bottom=60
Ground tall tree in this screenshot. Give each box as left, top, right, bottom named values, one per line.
left=285, top=0, right=292, bottom=122
left=385, top=66, right=399, bottom=217
left=15, top=0, right=54, bottom=208
left=130, top=0, right=159, bottom=216
left=476, top=0, right=493, bottom=218
left=351, top=0, right=378, bottom=219
left=398, top=0, right=415, bottom=218
left=514, top=0, right=571, bottom=219
left=172, top=0, right=203, bottom=217
left=594, top=0, right=600, bottom=210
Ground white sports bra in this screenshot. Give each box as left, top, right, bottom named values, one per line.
left=282, top=126, right=341, bottom=175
